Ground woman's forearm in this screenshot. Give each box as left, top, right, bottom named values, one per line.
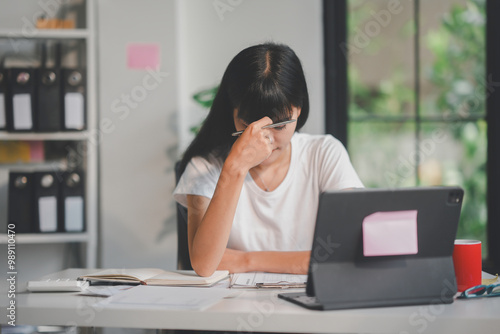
left=218, top=249, right=311, bottom=275
left=189, top=161, right=247, bottom=277
left=246, top=251, right=311, bottom=274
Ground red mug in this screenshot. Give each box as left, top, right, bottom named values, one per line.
left=452, top=239, right=482, bottom=292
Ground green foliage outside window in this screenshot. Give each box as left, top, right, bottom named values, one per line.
left=425, top=0, right=487, bottom=244
left=348, top=0, right=488, bottom=252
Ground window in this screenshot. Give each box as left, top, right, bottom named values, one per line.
left=324, top=0, right=500, bottom=272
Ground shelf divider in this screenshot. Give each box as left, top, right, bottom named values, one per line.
left=0, top=233, right=89, bottom=244
left=0, top=29, right=89, bottom=39
left=0, top=131, right=90, bottom=141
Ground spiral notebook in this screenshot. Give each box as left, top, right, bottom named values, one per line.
left=79, top=269, right=229, bottom=286
left=230, top=272, right=307, bottom=289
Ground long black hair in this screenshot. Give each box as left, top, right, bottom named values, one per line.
left=179, top=42, right=310, bottom=175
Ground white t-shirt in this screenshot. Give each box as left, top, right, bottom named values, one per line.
left=173, top=132, right=363, bottom=252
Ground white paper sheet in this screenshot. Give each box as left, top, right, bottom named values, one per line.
left=13, top=93, right=33, bottom=130
left=64, top=92, right=85, bottom=129
left=39, top=196, right=58, bottom=232
left=100, top=286, right=230, bottom=310
left=78, top=285, right=134, bottom=298
left=482, top=271, right=500, bottom=285
left=65, top=196, right=84, bottom=232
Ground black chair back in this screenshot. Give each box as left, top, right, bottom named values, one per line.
left=175, top=161, right=192, bottom=270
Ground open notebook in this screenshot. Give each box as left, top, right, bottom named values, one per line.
left=79, top=268, right=229, bottom=286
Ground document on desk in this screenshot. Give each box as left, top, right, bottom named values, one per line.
left=482, top=271, right=500, bottom=285
left=231, top=272, right=307, bottom=289
left=78, top=285, right=134, bottom=297
left=100, top=286, right=230, bottom=310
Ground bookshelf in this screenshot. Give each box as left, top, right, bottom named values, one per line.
left=0, top=0, right=97, bottom=268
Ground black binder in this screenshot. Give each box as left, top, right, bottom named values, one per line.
left=6, top=68, right=37, bottom=132
left=0, top=68, right=7, bottom=130
left=61, top=68, right=86, bottom=131
left=33, top=171, right=60, bottom=233
left=36, top=42, right=63, bottom=132
left=36, top=68, right=62, bottom=132
left=59, top=170, right=85, bottom=232
left=7, top=172, right=35, bottom=233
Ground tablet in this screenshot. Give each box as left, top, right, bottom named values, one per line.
left=279, top=187, right=464, bottom=310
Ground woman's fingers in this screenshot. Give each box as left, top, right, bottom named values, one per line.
left=252, top=116, right=273, bottom=129
left=231, top=117, right=275, bottom=169
left=242, top=117, right=272, bottom=137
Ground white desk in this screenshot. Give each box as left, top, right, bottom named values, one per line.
left=1, top=269, right=499, bottom=334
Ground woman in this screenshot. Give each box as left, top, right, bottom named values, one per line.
left=174, top=43, right=363, bottom=277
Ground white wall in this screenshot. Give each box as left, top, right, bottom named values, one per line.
left=176, top=0, right=325, bottom=152
left=97, top=0, right=179, bottom=269
left=97, top=0, right=325, bottom=270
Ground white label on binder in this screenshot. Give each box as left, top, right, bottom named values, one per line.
left=13, top=94, right=33, bottom=130
left=65, top=92, right=84, bottom=129
left=39, top=196, right=58, bottom=232
left=0, top=94, right=5, bottom=127
left=65, top=196, right=84, bottom=232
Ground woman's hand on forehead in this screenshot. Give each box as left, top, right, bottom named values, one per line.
left=229, top=116, right=275, bottom=171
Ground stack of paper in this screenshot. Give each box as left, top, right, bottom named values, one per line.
left=482, top=271, right=500, bottom=285
left=100, top=286, right=230, bottom=310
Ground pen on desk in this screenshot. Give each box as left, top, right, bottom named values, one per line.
left=231, top=119, right=297, bottom=137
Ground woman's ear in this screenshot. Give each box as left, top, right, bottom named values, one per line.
left=295, top=106, right=302, bottom=119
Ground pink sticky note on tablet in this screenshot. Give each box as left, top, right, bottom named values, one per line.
left=362, top=210, right=418, bottom=256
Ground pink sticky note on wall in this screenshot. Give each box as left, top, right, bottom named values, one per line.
left=362, top=210, right=418, bottom=257
left=127, top=43, right=160, bottom=70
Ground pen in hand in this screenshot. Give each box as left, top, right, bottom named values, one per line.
left=231, top=119, right=297, bottom=137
